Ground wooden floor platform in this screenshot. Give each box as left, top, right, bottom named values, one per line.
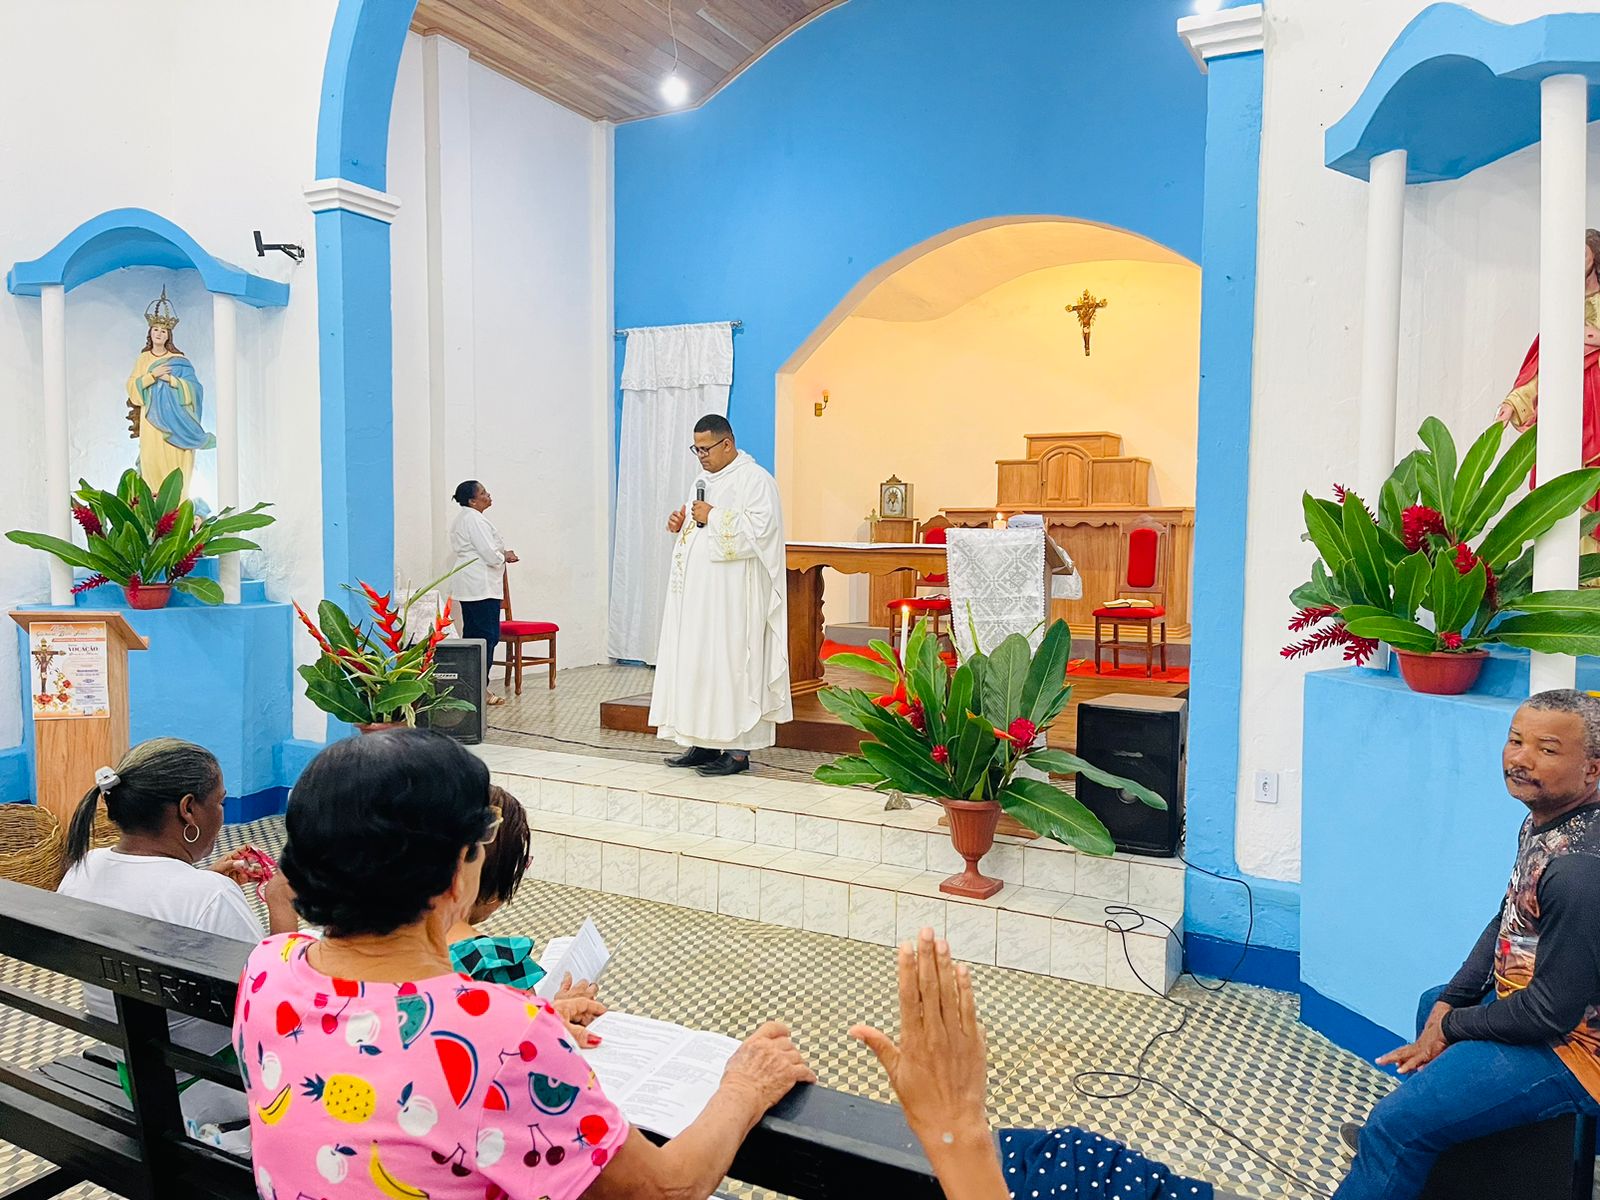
left=599, top=664, right=1188, bottom=755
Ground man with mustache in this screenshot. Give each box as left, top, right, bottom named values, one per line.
left=1333, top=689, right=1600, bottom=1199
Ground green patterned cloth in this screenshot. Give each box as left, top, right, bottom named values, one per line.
left=449, top=933, right=546, bottom=992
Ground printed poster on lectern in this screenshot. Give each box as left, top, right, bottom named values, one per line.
left=28, top=622, right=110, bottom=719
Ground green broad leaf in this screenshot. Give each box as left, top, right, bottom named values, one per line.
left=1489, top=611, right=1600, bottom=657
left=301, top=677, right=374, bottom=725
left=945, top=662, right=974, bottom=727
left=1380, top=451, right=1423, bottom=531
left=1476, top=468, right=1600, bottom=570
left=5, top=531, right=102, bottom=572
left=1450, top=422, right=1504, bottom=534
left=172, top=576, right=224, bottom=605
left=1391, top=552, right=1430, bottom=620
left=1439, top=560, right=1486, bottom=634
left=1339, top=606, right=1438, bottom=652
left=1302, top=493, right=1349, bottom=570
left=859, top=740, right=951, bottom=799
left=154, top=471, right=184, bottom=521
left=1020, top=620, right=1074, bottom=727
left=952, top=712, right=999, bottom=799
left=423, top=696, right=476, bottom=715
left=96, top=490, right=145, bottom=538
left=1341, top=491, right=1388, bottom=608
left=904, top=617, right=928, bottom=677
left=196, top=536, right=261, bottom=557
left=1497, top=546, right=1536, bottom=604
left=1584, top=511, right=1600, bottom=540
left=979, top=632, right=1030, bottom=725
left=204, top=511, right=276, bottom=536
left=317, top=599, right=364, bottom=654
left=825, top=652, right=900, bottom=683
left=814, top=757, right=889, bottom=788
left=1376, top=527, right=1412, bottom=566
left=373, top=680, right=427, bottom=716
left=1026, top=748, right=1167, bottom=810
left=1458, top=426, right=1537, bottom=543
left=867, top=639, right=901, bottom=674
left=816, top=686, right=885, bottom=734
left=1505, top=589, right=1600, bottom=613
left=999, top=777, right=1115, bottom=856
left=908, top=664, right=946, bottom=746
left=1581, top=553, right=1600, bottom=585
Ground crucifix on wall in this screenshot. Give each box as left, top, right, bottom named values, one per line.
left=1065, top=289, right=1108, bottom=356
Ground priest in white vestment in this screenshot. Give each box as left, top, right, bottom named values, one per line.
left=649, top=414, right=791, bottom=776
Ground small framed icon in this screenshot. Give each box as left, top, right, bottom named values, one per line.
left=879, top=476, right=913, bottom=520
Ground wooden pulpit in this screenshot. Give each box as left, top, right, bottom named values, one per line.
left=9, top=611, right=148, bottom=828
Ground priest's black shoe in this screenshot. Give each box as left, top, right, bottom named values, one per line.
left=665, top=746, right=718, bottom=768
left=696, top=752, right=751, bottom=777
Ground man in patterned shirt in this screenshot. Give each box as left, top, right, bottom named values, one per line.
left=1334, top=689, right=1600, bottom=1200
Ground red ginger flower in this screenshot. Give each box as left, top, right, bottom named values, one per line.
left=1452, top=543, right=1500, bottom=608
left=996, top=717, right=1039, bottom=747
left=1288, top=604, right=1340, bottom=633
left=71, top=573, right=108, bottom=595
left=931, top=744, right=949, bottom=765
left=1333, top=484, right=1376, bottom=524
left=126, top=573, right=141, bottom=597
left=872, top=678, right=913, bottom=717
left=1439, top=631, right=1464, bottom=650
left=71, top=504, right=103, bottom=537
left=907, top=701, right=926, bottom=733
left=1401, top=505, right=1447, bottom=552
left=171, top=542, right=204, bottom=579
left=154, top=508, right=180, bottom=538
left=1281, top=619, right=1378, bottom=666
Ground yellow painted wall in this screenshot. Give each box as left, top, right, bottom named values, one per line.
left=785, top=260, right=1200, bottom=623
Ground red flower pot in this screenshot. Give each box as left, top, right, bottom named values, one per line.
left=125, top=583, right=172, bottom=610
left=1394, top=649, right=1488, bottom=696
left=356, top=722, right=405, bottom=735
left=939, top=799, right=1005, bottom=899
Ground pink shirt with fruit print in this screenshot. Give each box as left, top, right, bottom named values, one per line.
left=234, top=933, right=627, bottom=1200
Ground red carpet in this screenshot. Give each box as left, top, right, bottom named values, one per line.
left=821, top=640, right=1188, bottom=684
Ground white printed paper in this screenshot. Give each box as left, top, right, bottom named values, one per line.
left=581, top=1011, right=740, bottom=1138
left=533, top=919, right=610, bottom=999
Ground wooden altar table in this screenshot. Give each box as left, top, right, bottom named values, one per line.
left=786, top=541, right=946, bottom=696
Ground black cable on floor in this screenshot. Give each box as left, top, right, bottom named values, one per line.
left=1073, top=858, right=1335, bottom=1199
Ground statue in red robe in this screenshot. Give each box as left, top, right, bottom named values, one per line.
left=1498, top=229, right=1600, bottom=519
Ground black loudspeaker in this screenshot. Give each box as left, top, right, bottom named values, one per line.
left=418, top=639, right=485, bottom=745
left=1420, top=1113, right=1592, bottom=1199
left=1073, top=694, right=1186, bottom=857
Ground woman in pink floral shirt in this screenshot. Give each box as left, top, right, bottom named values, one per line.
left=235, top=731, right=811, bottom=1200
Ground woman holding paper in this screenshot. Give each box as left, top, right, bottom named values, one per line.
left=235, top=729, right=815, bottom=1200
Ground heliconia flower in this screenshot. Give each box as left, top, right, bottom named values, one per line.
left=359, top=580, right=404, bottom=652
left=421, top=599, right=455, bottom=669
left=334, top=647, right=374, bottom=675
left=170, top=542, right=204, bottom=579
left=71, top=504, right=103, bottom=537
left=931, top=744, right=950, bottom=765
left=154, top=509, right=180, bottom=538
left=293, top=601, right=334, bottom=655
left=71, top=573, right=108, bottom=595
left=1439, top=631, right=1464, bottom=651
left=1401, top=505, right=1447, bottom=553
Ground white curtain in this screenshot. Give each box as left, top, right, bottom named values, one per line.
left=607, top=322, right=734, bottom=663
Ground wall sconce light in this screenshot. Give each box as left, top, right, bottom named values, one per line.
left=1065, top=289, right=1108, bottom=356
left=814, top=389, right=830, bottom=417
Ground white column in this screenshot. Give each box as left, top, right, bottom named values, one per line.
left=41, top=285, right=71, bottom=605
left=1531, top=74, right=1588, bottom=694
left=1357, top=149, right=1406, bottom=503
left=212, top=293, right=241, bottom=603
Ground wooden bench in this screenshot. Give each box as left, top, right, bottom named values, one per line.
left=0, top=878, right=940, bottom=1199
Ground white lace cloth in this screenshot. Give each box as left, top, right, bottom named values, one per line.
left=946, top=528, right=1048, bottom=658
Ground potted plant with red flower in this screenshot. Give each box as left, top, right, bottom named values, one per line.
left=1285, top=417, right=1600, bottom=694
left=294, top=567, right=475, bottom=731
left=5, top=468, right=272, bottom=608
left=815, top=619, right=1165, bottom=898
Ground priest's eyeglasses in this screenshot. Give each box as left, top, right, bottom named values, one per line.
left=691, top=437, right=729, bottom=459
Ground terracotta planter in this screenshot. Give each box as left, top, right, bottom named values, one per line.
left=356, top=722, right=405, bottom=735
left=939, top=799, right=1005, bottom=899
left=1394, top=648, right=1488, bottom=696
left=125, top=583, right=172, bottom=610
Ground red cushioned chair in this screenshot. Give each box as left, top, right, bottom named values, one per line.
left=1093, top=518, right=1169, bottom=676
left=497, top=570, right=558, bottom=694
left=888, top=517, right=953, bottom=657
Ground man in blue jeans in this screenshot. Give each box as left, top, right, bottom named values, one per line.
left=1334, top=689, right=1600, bottom=1199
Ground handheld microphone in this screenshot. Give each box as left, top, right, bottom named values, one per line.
left=695, top=481, right=707, bottom=526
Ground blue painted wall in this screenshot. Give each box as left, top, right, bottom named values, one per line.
left=613, top=0, right=1208, bottom=469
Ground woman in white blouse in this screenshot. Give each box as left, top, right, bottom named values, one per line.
left=449, top=479, right=518, bottom=705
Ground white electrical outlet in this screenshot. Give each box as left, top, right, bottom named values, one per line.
left=1253, top=770, right=1279, bottom=804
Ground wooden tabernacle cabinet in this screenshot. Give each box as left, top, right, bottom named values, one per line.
left=996, top=431, right=1151, bottom=509
left=867, top=517, right=918, bottom=617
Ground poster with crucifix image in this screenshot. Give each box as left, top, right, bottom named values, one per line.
left=29, top=622, right=111, bottom=719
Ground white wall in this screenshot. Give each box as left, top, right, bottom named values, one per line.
left=1241, top=0, right=1600, bottom=880
left=788, top=260, right=1199, bottom=625
left=390, top=36, right=615, bottom=667
left=0, top=0, right=330, bottom=746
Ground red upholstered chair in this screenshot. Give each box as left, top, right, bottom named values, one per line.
left=497, top=570, right=558, bottom=694
left=1093, top=518, right=1169, bottom=676
left=888, top=517, right=953, bottom=656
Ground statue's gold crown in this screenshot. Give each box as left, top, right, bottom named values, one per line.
left=145, top=287, right=179, bottom=331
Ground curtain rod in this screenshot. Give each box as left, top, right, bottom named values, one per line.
left=614, top=320, right=743, bottom=336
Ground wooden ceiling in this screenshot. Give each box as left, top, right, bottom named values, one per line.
left=411, top=0, right=845, bottom=123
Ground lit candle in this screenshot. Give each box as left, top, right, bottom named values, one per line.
left=995, top=512, right=1008, bottom=530
left=900, top=604, right=911, bottom=663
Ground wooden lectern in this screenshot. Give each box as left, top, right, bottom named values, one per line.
left=9, top=611, right=148, bottom=829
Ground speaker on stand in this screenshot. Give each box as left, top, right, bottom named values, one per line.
left=1073, top=694, right=1186, bottom=857
left=418, top=639, right=486, bottom=745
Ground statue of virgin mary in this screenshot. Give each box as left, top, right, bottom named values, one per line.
left=126, top=288, right=214, bottom=498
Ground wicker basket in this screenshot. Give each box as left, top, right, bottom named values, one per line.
left=0, top=804, right=66, bottom=890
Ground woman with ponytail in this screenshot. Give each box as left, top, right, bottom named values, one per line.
left=58, top=737, right=297, bottom=1149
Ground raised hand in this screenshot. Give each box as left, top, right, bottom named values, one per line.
left=666, top=506, right=687, bottom=534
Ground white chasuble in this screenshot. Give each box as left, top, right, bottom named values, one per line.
left=649, top=451, right=792, bottom=749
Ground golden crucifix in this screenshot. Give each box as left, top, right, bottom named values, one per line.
left=1065, top=289, right=1108, bottom=356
